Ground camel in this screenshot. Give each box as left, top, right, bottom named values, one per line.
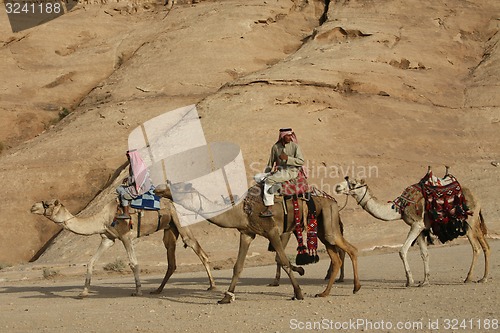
left=166, top=182, right=361, bottom=304
left=335, top=173, right=490, bottom=287
left=30, top=198, right=215, bottom=297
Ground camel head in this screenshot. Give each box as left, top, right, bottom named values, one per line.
left=30, top=199, right=63, bottom=219
left=335, top=177, right=367, bottom=198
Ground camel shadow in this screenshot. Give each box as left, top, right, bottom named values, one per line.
left=0, top=284, right=131, bottom=300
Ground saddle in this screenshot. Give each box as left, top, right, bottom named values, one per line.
left=113, top=190, right=162, bottom=238
left=393, top=167, right=470, bottom=243
left=130, top=189, right=161, bottom=211
left=280, top=169, right=311, bottom=197
left=419, top=168, right=470, bottom=243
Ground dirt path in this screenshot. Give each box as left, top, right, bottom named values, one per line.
left=1, top=240, right=498, bottom=333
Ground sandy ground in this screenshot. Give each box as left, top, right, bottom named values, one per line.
left=1, top=239, right=498, bottom=333
left=0, top=1, right=499, bottom=332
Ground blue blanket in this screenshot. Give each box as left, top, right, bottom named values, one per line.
left=131, top=191, right=161, bottom=210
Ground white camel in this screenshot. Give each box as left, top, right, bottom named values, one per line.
left=30, top=198, right=215, bottom=297
left=335, top=174, right=490, bottom=287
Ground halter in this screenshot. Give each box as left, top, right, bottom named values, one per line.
left=41, top=200, right=74, bottom=226
left=42, top=201, right=50, bottom=216
left=344, top=177, right=369, bottom=207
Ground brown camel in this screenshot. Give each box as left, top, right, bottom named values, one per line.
left=335, top=172, right=490, bottom=287
left=30, top=198, right=215, bottom=297
left=167, top=182, right=361, bottom=304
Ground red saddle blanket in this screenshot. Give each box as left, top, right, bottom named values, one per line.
left=281, top=170, right=310, bottom=196
left=419, top=170, right=471, bottom=243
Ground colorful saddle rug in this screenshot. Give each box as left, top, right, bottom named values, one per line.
left=391, top=184, right=422, bottom=214
left=281, top=169, right=310, bottom=197
left=292, top=197, right=319, bottom=265
left=392, top=169, right=471, bottom=243
left=131, top=190, right=161, bottom=211
left=266, top=196, right=319, bottom=266
left=419, top=170, right=470, bottom=243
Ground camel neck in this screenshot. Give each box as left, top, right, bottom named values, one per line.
left=356, top=188, right=402, bottom=221
left=55, top=206, right=109, bottom=236
left=177, top=194, right=247, bottom=229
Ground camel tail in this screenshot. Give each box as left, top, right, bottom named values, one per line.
left=479, top=210, right=488, bottom=236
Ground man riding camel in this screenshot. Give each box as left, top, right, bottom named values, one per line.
left=116, top=149, right=154, bottom=219
left=256, top=128, right=305, bottom=217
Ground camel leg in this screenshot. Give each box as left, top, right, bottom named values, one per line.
left=477, top=234, right=490, bottom=283
left=324, top=247, right=345, bottom=282
left=270, top=232, right=290, bottom=286
left=464, top=226, right=482, bottom=283
left=218, top=233, right=255, bottom=304
left=399, top=222, right=424, bottom=287
left=320, top=204, right=360, bottom=294
left=270, top=232, right=299, bottom=286
left=179, top=227, right=216, bottom=290
left=170, top=213, right=216, bottom=290
left=331, top=238, right=360, bottom=294
left=476, top=213, right=490, bottom=283
left=416, top=232, right=430, bottom=287
left=267, top=230, right=304, bottom=301
left=121, top=235, right=142, bottom=296
left=151, top=228, right=178, bottom=294
left=338, top=247, right=345, bottom=282
left=80, top=235, right=115, bottom=298
left=316, top=244, right=342, bottom=297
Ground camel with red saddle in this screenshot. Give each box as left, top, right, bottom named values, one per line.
left=30, top=198, right=215, bottom=297
left=335, top=167, right=490, bottom=287
left=166, top=181, right=361, bottom=304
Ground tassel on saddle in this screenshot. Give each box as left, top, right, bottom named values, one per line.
left=267, top=196, right=319, bottom=265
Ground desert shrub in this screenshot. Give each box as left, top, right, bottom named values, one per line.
left=58, top=107, right=70, bottom=120
left=0, top=262, right=11, bottom=270
left=103, top=259, right=126, bottom=272
left=42, top=267, right=59, bottom=279
left=46, top=107, right=72, bottom=128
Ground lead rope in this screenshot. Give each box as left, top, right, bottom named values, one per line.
left=338, top=194, right=349, bottom=212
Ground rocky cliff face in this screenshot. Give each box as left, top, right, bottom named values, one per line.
left=0, top=0, right=498, bottom=265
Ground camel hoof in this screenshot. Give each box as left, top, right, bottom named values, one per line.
left=418, top=281, right=430, bottom=287
left=218, top=291, right=235, bottom=304
left=206, top=286, right=217, bottom=291
left=297, top=267, right=305, bottom=276
left=353, top=284, right=361, bottom=294
left=268, top=281, right=280, bottom=287
left=150, top=289, right=162, bottom=295
left=336, top=277, right=344, bottom=283
left=477, top=278, right=488, bottom=283
left=131, top=291, right=143, bottom=297
left=217, top=296, right=233, bottom=304
left=315, top=293, right=328, bottom=298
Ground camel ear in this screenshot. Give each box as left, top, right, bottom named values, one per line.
left=360, top=179, right=366, bottom=185
left=54, top=199, right=60, bottom=206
